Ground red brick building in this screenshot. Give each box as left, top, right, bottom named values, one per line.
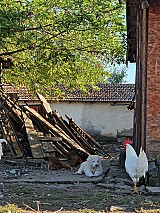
left=127, top=0, right=160, bottom=161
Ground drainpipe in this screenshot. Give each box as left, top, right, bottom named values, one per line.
left=140, top=0, right=148, bottom=152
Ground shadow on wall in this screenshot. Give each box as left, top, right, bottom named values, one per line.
left=84, top=127, right=133, bottom=143
left=91, top=132, right=117, bottom=142
left=81, top=121, right=117, bottom=142
left=81, top=107, right=133, bottom=142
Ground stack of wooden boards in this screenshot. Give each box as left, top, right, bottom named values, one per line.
left=0, top=92, right=110, bottom=160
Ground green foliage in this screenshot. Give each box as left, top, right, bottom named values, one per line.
left=0, top=204, right=20, bottom=213
left=107, top=66, right=127, bottom=83
left=0, top=0, right=126, bottom=96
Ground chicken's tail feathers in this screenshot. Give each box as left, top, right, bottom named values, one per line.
left=0, top=139, right=7, bottom=144
left=0, top=142, right=3, bottom=160
left=0, top=139, right=8, bottom=160
left=138, top=147, right=149, bottom=175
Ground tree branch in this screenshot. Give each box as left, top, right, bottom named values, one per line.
left=0, top=29, right=69, bottom=57
left=20, top=23, right=52, bottom=32
left=0, top=23, right=52, bottom=32
left=0, top=48, right=27, bottom=56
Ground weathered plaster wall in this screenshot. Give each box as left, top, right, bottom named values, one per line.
left=146, top=1, right=160, bottom=160
left=50, top=101, right=134, bottom=141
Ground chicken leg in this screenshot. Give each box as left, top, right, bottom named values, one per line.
left=133, top=181, right=137, bottom=193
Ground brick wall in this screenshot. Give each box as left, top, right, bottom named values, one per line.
left=146, top=1, right=160, bottom=160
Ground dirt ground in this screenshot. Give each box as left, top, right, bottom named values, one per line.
left=0, top=143, right=159, bottom=213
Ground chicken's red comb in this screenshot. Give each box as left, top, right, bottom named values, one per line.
left=123, top=138, right=133, bottom=146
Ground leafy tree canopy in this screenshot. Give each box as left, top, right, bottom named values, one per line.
left=107, top=66, right=127, bottom=83
left=0, top=0, right=126, bottom=96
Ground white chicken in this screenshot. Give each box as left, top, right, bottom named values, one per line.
left=123, top=139, right=148, bottom=193
left=0, top=139, right=7, bottom=160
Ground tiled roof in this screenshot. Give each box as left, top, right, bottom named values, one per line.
left=61, top=84, right=135, bottom=102
left=2, top=84, right=35, bottom=101
left=2, top=83, right=135, bottom=102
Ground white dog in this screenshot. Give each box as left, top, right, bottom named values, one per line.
left=75, top=155, right=103, bottom=177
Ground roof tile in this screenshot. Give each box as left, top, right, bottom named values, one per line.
left=2, top=83, right=135, bottom=102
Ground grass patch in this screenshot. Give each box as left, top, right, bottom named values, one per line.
left=1, top=184, right=160, bottom=213
left=8, top=185, right=33, bottom=195
left=0, top=204, right=159, bottom=213
left=0, top=204, right=20, bottom=213
left=135, top=208, right=160, bottom=213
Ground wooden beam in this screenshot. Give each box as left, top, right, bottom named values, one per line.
left=36, top=93, right=52, bottom=114
left=66, top=114, right=112, bottom=157
left=22, top=111, right=44, bottom=158
left=23, top=106, right=89, bottom=155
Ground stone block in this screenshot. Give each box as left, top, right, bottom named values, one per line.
left=146, top=187, right=160, bottom=195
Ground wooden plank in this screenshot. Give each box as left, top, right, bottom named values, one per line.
left=54, top=141, right=69, bottom=156
left=22, top=112, right=44, bottom=158
left=31, top=116, right=49, bottom=134
left=55, top=124, right=71, bottom=139
left=53, top=111, right=87, bottom=145
left=66, top=124, right=96, bottom=154
left=1, top=95, right=31, bottom=157
left=24, top=106, right=89, bottom=155
left=52, top=143, right=66, bottom=157
left=0, top=122, right=23, bottom=174
left=40, top=142, right=55, bottom=155
left=0, top=122, right=21, bottom=159
left=36, top=95, right=92, bottom=155
left=38, top=136, right=63, bottom=142
left=66, top=114, right=112, bottom=157
left=36, top=93, right=52, bottom=114
left=38, top=137, right=63, bottom=157
left=1, top=99, right=23, bottom=127
left=0, top=108, right=22, bottom=156
left=5, top=115, right=22, bottom=156
left=52, top=111, right=97, bottom=154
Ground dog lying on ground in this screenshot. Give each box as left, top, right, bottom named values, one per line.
left=44, top=156, right=71, bottom=171
left=75, top=155, right=103, bottom=177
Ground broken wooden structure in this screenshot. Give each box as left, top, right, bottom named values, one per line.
left=0, top=91, right=110, bottom=162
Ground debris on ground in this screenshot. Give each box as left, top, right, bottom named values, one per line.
left=0, top=91, right=110, bottom=168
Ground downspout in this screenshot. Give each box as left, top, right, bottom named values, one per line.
left=140, top=0, right=149, bottom=151
left=134, top=1, right=141, bottom=154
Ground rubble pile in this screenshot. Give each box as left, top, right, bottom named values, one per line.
left=0, top=91, right=110, bottom=162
